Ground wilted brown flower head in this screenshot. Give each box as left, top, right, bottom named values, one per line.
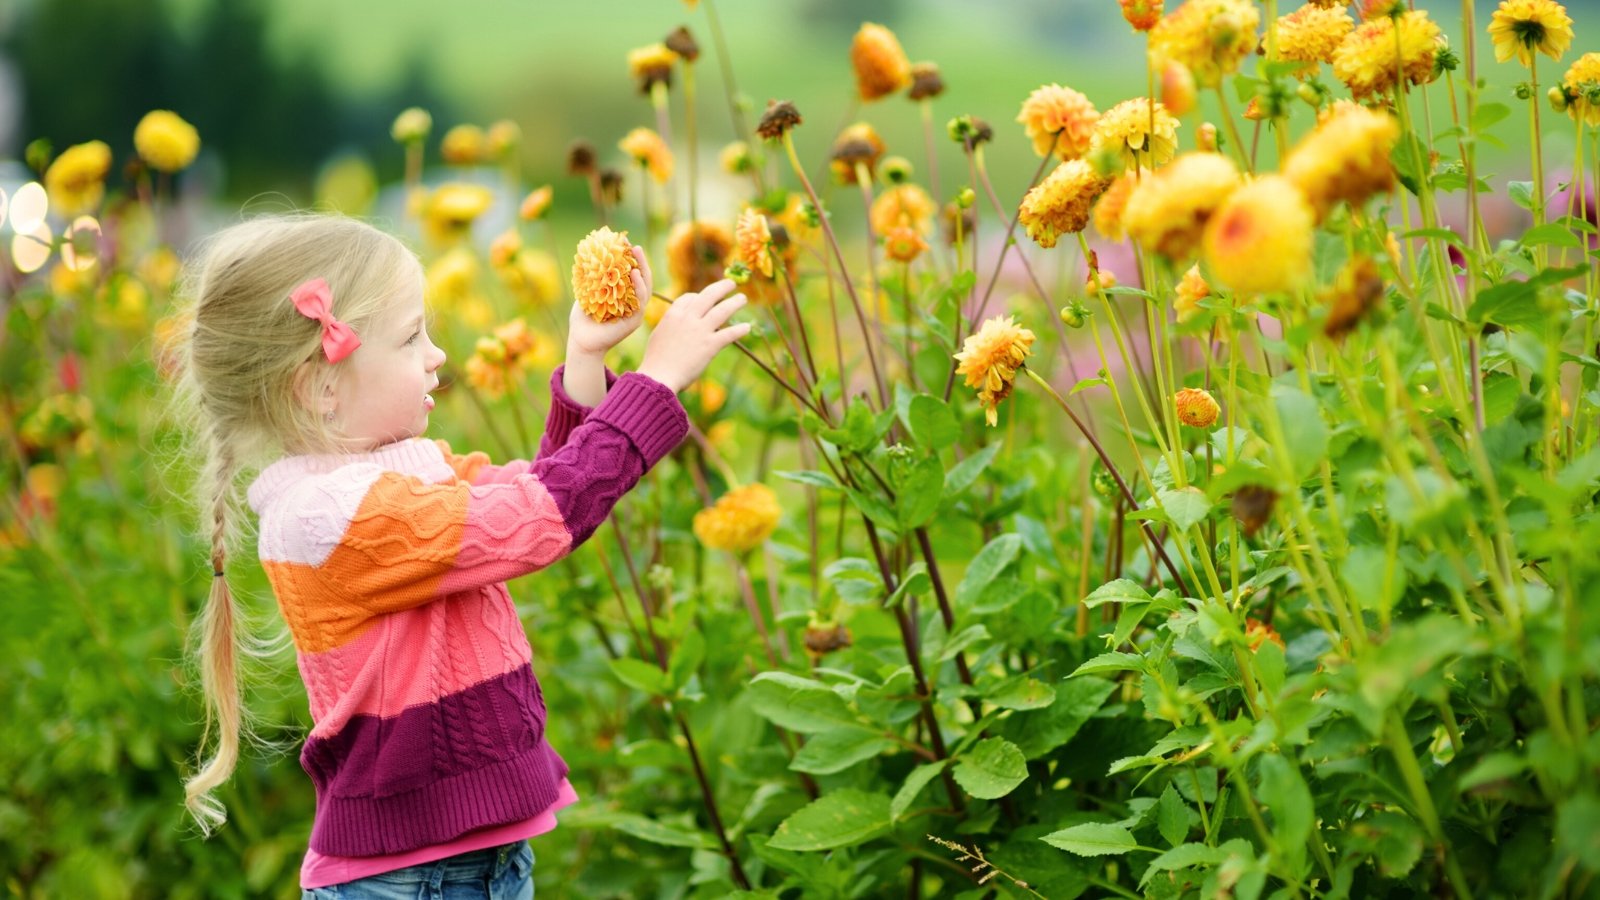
left=628, top=42, right=677, bottom=93
left=599, top=167, right=625, bottom=204
left=831, top=122, right=886, bottom=184
left=1321, top=254, right=1385, bottom=339
left=909, top=62, right=946, bottom=100
left=567, top=140, right=597, bottom=176
left=665, top=26, right=701, bottom=62
left=1231, top=484, right=1277, bottom=536
left=757, top=99, right=803, bottom=141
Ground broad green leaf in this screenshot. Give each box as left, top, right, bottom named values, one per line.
left=985, top=674, right=1059, bottom=710
left=1157, top=486, right=1211, bottom=532
left=953, top=737, right=1029, bottom=799
left=1272, top=385, right=1328, bottom=480
left=1071, top=652, right=1146, bottom=677
left=1472, top=101, right=1510, bottom=130
left=1459, top=751, right=1527, bottom=791
left=1002, top=678, right=1117, bottom=759
left=609, top=658, right=669, bottom=695
left=769, top=789, right=892, bottom=851
left=775, top=469, right=840, bottom=490
left=908, top=394, right=960, bottom=449
left=1556, top=793, right=1600, bottom=871
left=886, top=564, right=931, bottom=609
left=945, top=443, right=1000, bottom=495
left=1083, top=578, right=1152, bottom=608
left=1139, top=841, right=1239, bottom=887
left=667, top=629, right=704, bottom=691
left=955, top=534, right=1023, bottom=607
left=891, top=761, right=950, bottom=821
left=1157, top=784, right=1189, bottom=848
left=896, top=455, right=945, bottom=529
left=1508, top=180, right=1535, bottom=210
left=598, top=812, right=713, bottom=849
left=1520, top=222, right=1582, bottom=249
left=1256, top=754, right=1313, bottom=867
left=789, top=729, right=894, bottom=775
left=746, top=672, right=864, bottom=733
left=1042, top=822, right=1137, bottom=857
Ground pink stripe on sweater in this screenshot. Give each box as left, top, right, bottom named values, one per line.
left=298, top=586, right=533, bottom=733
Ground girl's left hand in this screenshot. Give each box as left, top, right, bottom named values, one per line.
left=568, top=244, right=651, bottom=357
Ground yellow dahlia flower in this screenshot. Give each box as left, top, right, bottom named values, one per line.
left=1563, top=53, right=1600, bottom=125
left=1174, top=264, right=1210, bottom=322
left=628, top=42, right=677, bottom=93
left=441, top=124, right=487, bottom=165
left=851, top=23, right=912, bottom=101
left=391, top=107, right=432, bottom=144
left=1203, top=175, right=1315, bottom=296
left=1160, top=61, right=1199, bottom=116
left=667, top=221, right=735, bottom=295
left=1018, top=160, right=1113, bottom=248
left=619, top=127, right=674, bottom=184
left=735, top=207, right=774, bottom=278
left=1174, top=387, right=1221, bottom=427
left=693, top=484, right=782, bottom=552
left=133, top=110, right=200, bottom=173
left=1149, top=0, right=1261, bottom=87
left=519, top=185, right=553, bottom=221
left=1488, top=0, right=1574, bottom=67
left=44, top=141, right=112, bottom=216
left=955, top=315, right=1036, bottom=427
left=870, top=183, right=936, bottom=235
left=1332, top=11, right=1442, bottom=100
left=884, top=224, right=930, bottom=263
left=572, top=226, right=641, bottom=323
left=420, top=183, right=494, bottom=246
left=1016, top=84, right=1101, bottom=160
left=1277, top=3, right=1355, bottom=78
left=1283, top=103, right=1399, bottom=222
left=1123, top=152, right=1243, bottom=259
left=1094, top=174, right=1138, bottom=241
left=1092, top=97, right=1181, bottom=172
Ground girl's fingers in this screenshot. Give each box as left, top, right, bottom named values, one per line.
left=717, top=322, right=754, bottom=346
left=689, top=279, right=738, bottom=312
left=704, top=293, right=748, bottom=328
left=630, top=268, right=648, bottom=303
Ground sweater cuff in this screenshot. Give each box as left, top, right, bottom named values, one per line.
left=589, top=372, right=689, bottom=468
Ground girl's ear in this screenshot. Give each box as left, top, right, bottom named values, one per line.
left=292, top=361, right=337, bottom=419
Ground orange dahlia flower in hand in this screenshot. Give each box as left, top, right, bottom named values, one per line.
left=571, top=227, right=647, bottom=331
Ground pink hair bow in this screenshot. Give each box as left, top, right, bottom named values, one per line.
left=290, top=278, right=362, bottom=363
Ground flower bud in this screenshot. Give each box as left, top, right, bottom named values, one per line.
left=1174, top=387, right=1221, bottom=428
left=1549, top=85, right=1571, bottom=113
left=1197, top=122, right=1219, bottom=152
left=957, top=186, right=976, bottom=208
left=1059, top=301, right=1091, bottom=328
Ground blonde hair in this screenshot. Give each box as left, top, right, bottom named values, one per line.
left=171, top=212, right=423, bottom=835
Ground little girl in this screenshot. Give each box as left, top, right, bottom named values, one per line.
left=172, top=213, right=749, bottom=897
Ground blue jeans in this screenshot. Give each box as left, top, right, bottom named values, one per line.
left=301, top=840, right=534, bottom=900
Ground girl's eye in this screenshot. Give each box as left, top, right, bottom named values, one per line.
left=406, top=331, right=421, bottom=345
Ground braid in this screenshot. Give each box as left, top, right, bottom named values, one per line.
left=182, top=423, right=244, bottom=836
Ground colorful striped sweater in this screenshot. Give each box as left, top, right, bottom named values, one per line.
left=246, top=366, right=687, bottom=857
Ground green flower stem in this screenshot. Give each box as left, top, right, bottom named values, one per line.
left=649, top=79, right=673, bottom=147
left=1443, top=62, right=1488, bottom=430
left=1024, top=366, right=1192, bottom=591
left=1213, top=85, right=1252, bottom=174
left=919, top=99, right=942, bottom=206
left=948, top=145, right=1054, bottom=338
left=775, top=254, right=823, bottom=393
left=1134, top=245, right=1186, bottom=489
left=782, top=131, right=889, bottom=408
left=853, top=160, right=895, bottom=373
left=1385, top=711, right=1474, bottom=900
left=699, top=0, right=763, bottom=192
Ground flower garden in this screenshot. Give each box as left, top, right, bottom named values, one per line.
left=5, top=0, right=1600, bottom=896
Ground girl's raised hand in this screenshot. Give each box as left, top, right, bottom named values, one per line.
left=567, top=244, right=652, bottom=358
left=637, top=279, right=751, bottom=393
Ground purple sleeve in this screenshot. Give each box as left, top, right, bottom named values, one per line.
left=537, top=363, right=621, bottom=462
left=530, top=372, right=688, bottom=545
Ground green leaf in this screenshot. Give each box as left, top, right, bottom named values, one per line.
left=598, top=812, right=714, bottom=849
left=824, top=557, right=884, bottom=605
left=984, top=674, right=1059, bottom=710
left=945, top=443, right=1000, bottom=495
left=667, top=630, right=705, bottom=692
left=891, top=761, right=950, bottom=821
left=1157, top=486, right=1211, bottom=532
left=1520, top=222, right=1582, bottom=249
left=1041, top=822, right=1138, bottom=857
left=1157, top=784, right=1189, bottom=848
left=955, top=534, right=1023, bottom=607
left=1256, top=754, right=1313, bottom=867
left=789, top=729, right=895, bottom=775
left=1002, top=678, right=1117, bottom=759
left=953, top=737, right=1029, bottom=799
left=1472, top=101, right=1511, bottom=131
left=1083, top=578, right=1152, bottom=608
left=844, top=485, right=899, bottom=531
left=1070, top=376, right=1108, bottom=396
left=896, top=455, right=945, bottom=529
left=886, top=564, right=931, bottom=609
left=769, top=789, right=892, bottom=851
left=775, top=469, right=840, bottom=490
left=1272, top=385, right=1328, bottom=480
left=1508, top=180, right=1535, bottom=210
left=937, top=624, right=990, bottom=662
left=1467, top=264, right=1587, bottom=329
left=1391, top=133, right=1428, bottom=196
left=609, top=658, right=669, bottom=695
left=1071, top=651, right=1146, bottom=677
left=908, top=394, right=960, bottom=450
left=1459, top=751, right=1527, bottom=791
left=1556, top=793, right=1600, bottom=871
left=1140, top=841, right=1237, bottom=886
left=746, top=672, right=864, bottom=733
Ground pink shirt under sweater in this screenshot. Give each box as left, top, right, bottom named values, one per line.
left=301, top=778, right=579, bottom=888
